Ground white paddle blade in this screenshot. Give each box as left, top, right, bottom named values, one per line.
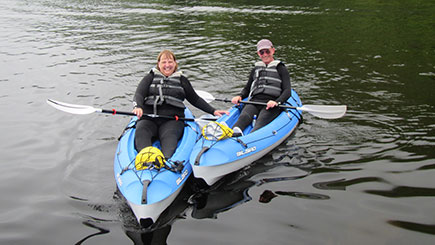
left=299, top=105, right=347, bottom=119
left=196, top=90, right=215, bottom=103
left=47, top=99, right=99, bottom=115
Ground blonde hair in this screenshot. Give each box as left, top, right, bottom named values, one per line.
left=157, top=49, right=178, bottom=72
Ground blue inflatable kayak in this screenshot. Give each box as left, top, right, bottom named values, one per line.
left=190, top=90, right=303, bottom=186
left=114, top=108, right=199, bottom=227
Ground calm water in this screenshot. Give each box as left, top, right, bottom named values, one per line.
left=1, top=0, right=434, bottom=244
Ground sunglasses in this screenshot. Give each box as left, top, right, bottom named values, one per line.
left=259, top=49, right=271, bottom=55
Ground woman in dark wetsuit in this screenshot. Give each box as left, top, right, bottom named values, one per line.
left=231, top=39, right=292, bottom=136
left=132, top=50, right=228, bottom=158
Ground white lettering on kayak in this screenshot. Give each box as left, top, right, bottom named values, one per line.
left=176, top=169, right=188, bottom=185
left=237, top=146, right=256, bottom=157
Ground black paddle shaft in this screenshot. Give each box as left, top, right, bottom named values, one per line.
left=101, top=109, right=214, bottom=122
left=215, top=98, right=298, bottom=110
left=101, top=109, right=135, bottom=116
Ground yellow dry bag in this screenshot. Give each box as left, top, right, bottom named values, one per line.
left=135, top=146, right=166, bottom=170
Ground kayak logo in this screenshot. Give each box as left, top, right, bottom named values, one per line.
left=176, top=169, right=188, bottom=185
left=236, top=146, right=256, bottom=157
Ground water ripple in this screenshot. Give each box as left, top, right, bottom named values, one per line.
left=313, top=177, right=387, bottom=191
left=388, top=220, right=435, bottom=235
left=366, top=186, right=435, bottom=198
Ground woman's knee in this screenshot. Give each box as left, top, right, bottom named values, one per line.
left=136, top=120, right=157, bottom=134
left=159, top=120, right=184, bottom=138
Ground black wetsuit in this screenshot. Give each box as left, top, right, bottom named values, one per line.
left=133, top=70, right=215, bottom=158
left=233, top=62, right=291, bottom=132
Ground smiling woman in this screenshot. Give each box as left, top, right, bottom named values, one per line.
left=157, top=50, right=178, bottom=77
left=132, top=49, right=228, bottom=158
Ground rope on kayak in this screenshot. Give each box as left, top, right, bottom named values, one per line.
left=286, top=97, right=303, bottom=122
left=194, top=135, right=248, bottom=166
left=117, top=123, right=136, bottom=141
left=164, top=160, right=185, bottom=173
left=186, top=122, right=200, bottom=134
left=116, top=153, right=161, bottom=182
left=116, top=146, right=184, bottom=186
left=244, top=118, right=293, bottom=146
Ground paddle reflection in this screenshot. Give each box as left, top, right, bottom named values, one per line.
left=75, top=221, right=109, bottom=245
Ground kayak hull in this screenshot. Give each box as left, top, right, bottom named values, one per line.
left=190, top=90, right=302, bottom=186
left=114, top=109, right=198, bottom=227
left=126, top=183, right=184, bottom=227
left=192, top=124, right=298, bottom=185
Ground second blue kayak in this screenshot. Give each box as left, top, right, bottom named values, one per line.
left=190, top=89, right=303, bottom=186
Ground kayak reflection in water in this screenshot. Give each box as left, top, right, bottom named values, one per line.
left=189, top=159, right=276, bottom=219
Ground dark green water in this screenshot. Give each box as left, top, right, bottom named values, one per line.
left=0, top=0, right=434, bottom=244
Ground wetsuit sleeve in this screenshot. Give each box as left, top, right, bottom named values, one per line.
left=133, top=73, right=153, bottom=109
left=275, top=63, right=292, bottom=104
left=181, top=76, right=216, bottom=115
left=239, top=68, right=256, bottom=98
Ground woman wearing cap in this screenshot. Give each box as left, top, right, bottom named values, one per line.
left=132, top=49, right=228, bottom=158
left=231, top=39, right=292, bottom=136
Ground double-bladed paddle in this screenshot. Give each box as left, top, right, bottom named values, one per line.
left=46, top=98, right=216, bottom=122
left=196, top=90, right=347, bottom=119
left=47, top=89, right=346, bottom=120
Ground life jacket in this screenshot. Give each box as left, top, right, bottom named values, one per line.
left=144, top=68, right=186, bottom=114
left=249, top=60, right=283, bottom=98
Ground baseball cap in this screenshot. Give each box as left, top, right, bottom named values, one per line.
left=256, top=39, right=273, bottom=52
